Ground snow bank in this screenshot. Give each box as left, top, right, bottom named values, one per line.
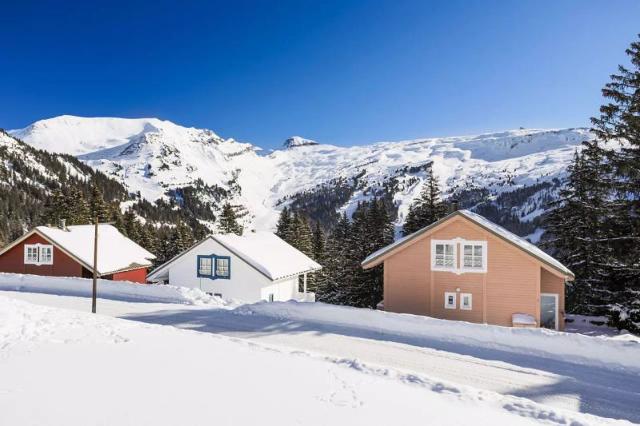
left=0, top=273, right=223, bottom=306
left=0, top=295, right=624, bottom=426
left=236, top=301, right=640, bottom=372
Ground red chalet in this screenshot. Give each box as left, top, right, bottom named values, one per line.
left=0, top=222, right=155, bottom=283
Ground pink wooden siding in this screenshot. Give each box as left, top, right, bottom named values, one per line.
left=380, top=215, right=567, bottom=328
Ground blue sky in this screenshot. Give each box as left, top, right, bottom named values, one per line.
left=1, top=1, right=639, bottom=149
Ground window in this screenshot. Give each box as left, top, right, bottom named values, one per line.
left=444, top=292, right=456, bottom=309
left=197, top=255, right=231, bottom=279
left=215, top=257, right=230, bottom=278
left=24, top=244, right=54, bottom=265
left=432, top=241, right=456, bottom=271
left=431, top=239, right=487, bottom=274
left=40, top=246, right=53, bottom=264
left=25, top=245, right=39, bottom=264
left=460, top=293, right=472, bottom=310
left=461, top=242, right=487, bottom=272
left=198, top=256, right=212, bottom=276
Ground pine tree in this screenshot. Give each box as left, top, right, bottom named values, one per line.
left=89, top=183, right=111, bottom=222
left=337, top=199, right=395, bottom=309
left=403, top=166, right=448, bottom=236
left=543, top=145, right=613, bottom=314
left=318, top=213, right=351, bottom=304
left=110, top=204, right=126, bottom=235
left=589, top=34, right=640, bottom=331
left=41, top=188, right=66, bottom=226
left=312, top=221, right=326, bottom=263
left=65, top=188, right=91, bottom=225
left=123, top=210, right=141, bottom=242
left=308, top=221, right=326, bottom=293
left=275, top=207, right=293, bottom=242
left=139, top=224, right=159, bottom=255
left=291, top=212, right=313, bottom=257
left=217, top=203, right=243, bottom=235
left=156, top=227, right=175, bottom=265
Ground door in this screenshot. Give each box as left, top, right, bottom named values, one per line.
left=540, top=293, right=558, bottom=330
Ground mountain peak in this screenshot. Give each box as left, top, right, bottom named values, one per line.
left=283, top=136, right=318, bottom=149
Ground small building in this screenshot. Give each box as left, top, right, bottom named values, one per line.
left=0, top=223, right=155, bottom=283
left=147, top=232, right=321, bottom=303
left=361, top=209, right=573, bottom=330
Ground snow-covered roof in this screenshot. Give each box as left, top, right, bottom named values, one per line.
left=148, top=232, right=321, bottom=282
left=362, top=209, right=573, bottom=278
left=214, top=232, right=321, bottom=280
left=18, top=225, right=155, bottom=275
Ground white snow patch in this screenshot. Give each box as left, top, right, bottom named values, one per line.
left=0, top=294, right=628, bottom=426
left=236, top=301, right=640, bottom=372
left=0, top=273, right=223, bottom=306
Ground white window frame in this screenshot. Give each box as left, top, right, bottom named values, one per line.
left=460, top=293, right=473, bottom=310
left=431, top=238, right=488, bottom=275
left=431, top=240, right=457, bottom=272
left=24, top=244, right=54, bottom=266
left=460, top=241, right=488, bottom=273
left=444, top=292, right=456, bottom=309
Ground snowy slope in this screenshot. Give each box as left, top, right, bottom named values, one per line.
left=10, top=116, right=595, bottom=231
left=0, top=130, right=88, bottom=186
left=2, top=279, right=639, bottom=424
left=0, top=295, right=598, bottom=426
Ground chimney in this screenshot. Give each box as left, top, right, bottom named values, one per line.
left=59, top=218, right=67, bottom=231
left=450, top=199, right=459, bottom=213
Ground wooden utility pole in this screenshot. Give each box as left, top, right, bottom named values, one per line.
left=92, top=217, right=98, bottom=314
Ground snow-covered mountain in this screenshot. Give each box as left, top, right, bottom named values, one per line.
left=283, top=136, right=319, bottom=149
left=9, top=116, right=594, bottom=235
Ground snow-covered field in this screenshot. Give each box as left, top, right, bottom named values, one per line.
left=2, top=274, right=639, bottom=425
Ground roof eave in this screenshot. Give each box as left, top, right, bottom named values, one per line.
left=361, top=211, right=574, bottom=279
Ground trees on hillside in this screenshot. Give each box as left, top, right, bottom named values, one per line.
left=403, top=165, right=448, bottom=236
left=217, top=203, right=243, bottom=235
left=543, top=144, right=613, bottom=314
left=277, top=198, right=394, bottom=308
left=544, top=34, right=640, bottom=331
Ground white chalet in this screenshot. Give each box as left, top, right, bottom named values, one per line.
left=147, top=232, right=321, bottom=303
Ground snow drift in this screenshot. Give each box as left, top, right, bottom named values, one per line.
left=0, top=273, right=223, bottom=306
left=236, top=301, right=640, bottom=372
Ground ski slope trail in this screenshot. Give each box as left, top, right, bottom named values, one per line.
left=5, top=290, right=639, bottom=424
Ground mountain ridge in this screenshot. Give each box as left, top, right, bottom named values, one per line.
left=9, top=115, right=594, bottom=236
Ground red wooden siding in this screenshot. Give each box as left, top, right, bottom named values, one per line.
left=0, top=232, right=149, bottom=284
left=109, top=268, right=148, bottom=284
left=0, top=234, right=83, bottom=277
